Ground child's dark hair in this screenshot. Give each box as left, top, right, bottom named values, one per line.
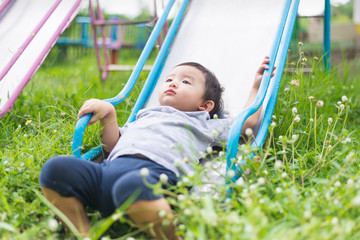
left=176, top=62, right=224, bottom=118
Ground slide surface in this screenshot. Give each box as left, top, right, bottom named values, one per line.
left=146, top=0, right=286, bottom=120
left=0, top=0, right=82, bottom=118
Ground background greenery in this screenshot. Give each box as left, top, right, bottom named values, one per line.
left=1, top=1, right=360, bottom=239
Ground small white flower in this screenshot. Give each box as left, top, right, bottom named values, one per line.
left=258, top=177, right=265, bottom=185
left=263, top=170, right=268, bottom=175
left=335, top=181, right=341, bottom=187
left=281, top=172, right=287, bottom=178
left=207, top=146, right=213, bottom=154
left=316, top=100, right=324, bottom=107
left=284, top=87, right=290, bottom=92
left=178, top=195, right=186, bottom=201
left=245, top=128, right=253, bottom=137
left=331, top=217, right=338, bottom=225
left=219, top=151, right=225, bottom=157
left=212, top=129, right=219, bottom=137
left=275, top=187, right=282, bottom=194
left=275, top=160, right=283, bottom=169
left=23, top=134, right=28, bottom=138
left=158, top=209, right=167, bottom=217
left=213, top=114, right=218, bottom=119
left=310, top=118, right=314, bottom=122
left=140, top=168, right=149, bottom=177
left=292, top=107, right=297, bottom=114
left=200, top=151, right=206, bottom=158
left=303, top=210, right=312, bottom=219
left=174, top=159, right=182, bottom=167
left=272, top=115, right=277, bottom=119
left=341, top=95, right=348, bottom=102
left=290, top=79, right=300, bottom=87
left=47, top=218, right=58, bottom=232
left=337, top=101, right=342, bottom=105
left=227, top=170, right=236, bottom=179
left=279, top=135, right=283, bottom=141
left=328, top=118, right=333, bottom=125
left=249, top=184, right=257, bottom=190
left=294, top=115, right=300, bottom=123
left=160, top=174, right=168, bottom=184
left=347, top=179, right=354, bottom=187
left=236, top=177, right=245, bottom=186
left=259, top=198, right=265, bottom=204
left=344, top=137, right=351, bottom=144
left=339, top=104, right=345, bottom=110
left=270, top=121, right=276, bottom=127
left=292, top=134, right=299, bottom=141
left=353, top=195, right=360, bottom=206
left=184, top=208, right=192, bottom=216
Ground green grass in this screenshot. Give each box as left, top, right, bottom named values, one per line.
left=0, top=45, right=360, bottom=239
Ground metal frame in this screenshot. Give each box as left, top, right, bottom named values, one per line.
left=88, top=0, right=161, bottom=81
left=324, top=0, right=331, bottom=71
left=0, top=0, right=83, bottom=118
left=226, top=0, right=301, bottom=183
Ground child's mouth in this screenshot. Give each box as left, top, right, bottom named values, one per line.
left=165, top=89, right=176, bottom=95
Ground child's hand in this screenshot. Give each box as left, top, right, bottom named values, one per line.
left=77, top=99, right=115, bottom=125
left=253, top=56, right=276, bottom=89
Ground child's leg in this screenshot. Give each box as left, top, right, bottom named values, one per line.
left=42, top=187, right=90, bottom=236
left=39, top=156, right=103, bottom=236
left=108, top=158, right=179, bottom=240
left=127, top=198, right=179, bottom=240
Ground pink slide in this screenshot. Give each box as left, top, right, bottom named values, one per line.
left=0, top=0, right=83, bottom=118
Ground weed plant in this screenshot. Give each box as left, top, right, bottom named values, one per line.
left=0, top=44, right=359, bottom=239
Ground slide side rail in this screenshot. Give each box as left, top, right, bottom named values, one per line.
left=71, top=0, right=176, bottom=159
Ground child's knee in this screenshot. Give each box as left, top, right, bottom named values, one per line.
left=39, top=156, right=77, bottom=186
left=111, top=171, right=160, bottom=208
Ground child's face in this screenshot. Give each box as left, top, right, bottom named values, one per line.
left=158, top=65, right=209, bottom=113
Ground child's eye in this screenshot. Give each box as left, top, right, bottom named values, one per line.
left=165, top=79, right=172, bottom=82
left=182, top=80, right=190, bottom=84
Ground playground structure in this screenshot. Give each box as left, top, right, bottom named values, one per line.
left=55, top=0, right=166, bottom=81
left=0, top=0, right=334, bottom=184
left=88, top=0, right=164, bottom=81
left=71, top=0, right=312, bottom=184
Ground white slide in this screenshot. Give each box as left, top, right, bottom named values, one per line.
left=146, top=0, right=286, bottom=119
left=0, top=0, right=83, bottom=118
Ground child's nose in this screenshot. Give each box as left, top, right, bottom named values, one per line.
left=169, top=82, right=177, bottom=88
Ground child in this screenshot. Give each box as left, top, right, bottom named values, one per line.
left=40, top=57, right=274, bottom=240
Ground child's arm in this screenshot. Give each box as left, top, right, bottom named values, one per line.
left=242, top=56, right=275, bottom=134
left=77, top=99, right=120, bottom=153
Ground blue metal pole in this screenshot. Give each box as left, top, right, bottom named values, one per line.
left=127, top=0, right=190, bottom=123
left=324, top=0, right=331, bottom=71
left=225, top=0, right=292, bottom=184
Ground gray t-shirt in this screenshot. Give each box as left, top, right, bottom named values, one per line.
left=107, top=106, right=232, bottom=176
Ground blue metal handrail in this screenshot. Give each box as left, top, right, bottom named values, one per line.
left=324, top=0, right=331, bottom=71
left=127, top=0, right=190, bottom=123
left=71, top=0, right=176, bottom=158
left=254, top=0, right=300, bottom=148
left=225, top=0, right=295, bottom=184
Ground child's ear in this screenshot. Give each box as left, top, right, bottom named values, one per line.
left=198, top=100, right=215, bottom=113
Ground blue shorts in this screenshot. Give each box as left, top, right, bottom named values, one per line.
left=39, top=155, right=178, bottom=217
